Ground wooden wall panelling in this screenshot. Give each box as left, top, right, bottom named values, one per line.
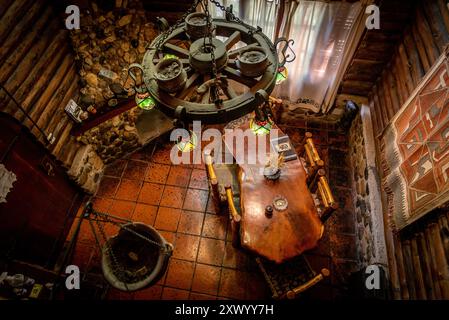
left=0, top=0, right=33, bottom=44
left=23, top=47, right=71, bottom=130
left=410, top=236, right=427, bottom=299
left=425, top=225, right=443, bottom=299
left=385, top=70, right=401, bottom=115
left=429, top=223, right=449, bottom=298
left=0, top=0, right=16, bottom=19
left=397, top=43, right=415, bottom=94
left=411, top=22, right=431, bottom=73
left=416, top=232, right=436, bottom=299
left=0, top=6, right=53, bottom=85
left=401, top=240, right=417, bottom=299
left=0, top=1, right=43, bottom=61
left=437, top=0, right=449, bottom=35
left=11, top=30, right=68, bottom=120
left=33, top=64, right=77, bottom=139
left=393, top=235, right=410, bottom=299
left=416, top=5, right=440, bottom=65
left=423, top=0, right=449, bottom=52
left=392, top=54, right=409, bottom=105
left=403, top=30, right=425, bottom=85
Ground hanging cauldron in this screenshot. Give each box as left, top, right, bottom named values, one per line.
left=237, top=47, right=269, bottom=77
left=101, top=222, right=173, bottom=291
left=154, top=57, right=187, bottom=93
left=185, top=12, right=213, bottom=40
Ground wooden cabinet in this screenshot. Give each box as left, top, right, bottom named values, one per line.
left=0, top=113, right=83, bottom=268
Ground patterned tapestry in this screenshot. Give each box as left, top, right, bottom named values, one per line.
left=381, top=53, right=449, bottom=230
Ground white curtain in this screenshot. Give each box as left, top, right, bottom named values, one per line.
left=208, top=0, right=363, bottom=113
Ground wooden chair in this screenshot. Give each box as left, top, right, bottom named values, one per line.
left=204, top=150, right=242, bottom=247
left=299, top=132, right=325, bottom=187
left=309, top=169, right=338, bottom=222
left=256, top=255, right=330, bottom=299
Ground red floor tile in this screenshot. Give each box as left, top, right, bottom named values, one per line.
left=103, top=223, right=120, bottom=238
left=152, top=145, right=173, bottom=165
left=197, top=238, right=225, bottom=266
left=115, top=179, right=142, bottom=201
left=191, top=264, right=221, bottom=295
left=165, top=259, right=195, bottom=290
left=159, top=230, right=176, bottom=245
left=77, top=219, right=95, bottom=245
left=134, top=285, right=163, bottom=300
left=222, top=242, right=247, bottom=270
left=183, top=189, right=209, bottom=212
left=145, top=162, right=170, bottom=184
left=108, top=199, right=135, bottom=220
left=245, top=270, right=271, bottom=300
left=178, top=210, right=204, bottom=236
left=206, top=194, right=218, bottom=214
left=189, top=169, right=209, bottom=190
left=160, top=185, right=186, bottom=208
left=132, top=203, right=158, bottom=226
left=96, top=176, right=120, bottom=198
left=219, top=268, right=247, bottom=299
left=166, top=166, right=192, bottom=187
left=71, top=242, right=94, bottom=272
left=92, top=197, right=113, bottom=213
left=138, top=182, right=164, bottom=205
left=189, top=292, right=217, bottom=300
left=202, top=214, right=227, bottom=240
left=173, top=234, right=200, bottom=261
left=123, top=160, right=148, bottom=180
left=154, top=207, right=181, bottom=232
left=104, top=159, right=127, bottom=177
left=161, top=287, right=190, bottom=300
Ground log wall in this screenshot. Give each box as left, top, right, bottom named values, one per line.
left=367, top=0, right=449, bottom=299
left=0, top=0, right=82, bottom=169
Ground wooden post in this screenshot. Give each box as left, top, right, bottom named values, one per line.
left=410, top=236, right=427, bottom=299
left=425, top=226, right=443, bottom=299
left=416, top=232, right=436, bottom=299
left=429, top=223, right=449, bottom=298
left=224, top=184, right=241, bottom=248
left=402, top=239, right=417, bottom=299
left=397, top=43, right=415, bottom=94
left=393, top=235, right=410, bottom=299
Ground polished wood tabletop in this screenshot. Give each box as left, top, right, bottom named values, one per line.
left=223, top=117, right=323, bottom=264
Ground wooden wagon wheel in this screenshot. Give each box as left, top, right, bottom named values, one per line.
left=139, top=18, right=279, bottom=123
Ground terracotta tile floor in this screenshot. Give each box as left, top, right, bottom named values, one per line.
left=70, top=121, right=359, bottom=300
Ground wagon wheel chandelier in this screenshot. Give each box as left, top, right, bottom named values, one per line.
left=129, top=0, right=295, bottom=124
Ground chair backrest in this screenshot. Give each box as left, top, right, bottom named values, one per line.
left=299, top=132, right=324, bottom=186
left=310, top=169, right=338, bottom=222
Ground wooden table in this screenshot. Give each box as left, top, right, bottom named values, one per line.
left=223, top=117, right=323, bottom=264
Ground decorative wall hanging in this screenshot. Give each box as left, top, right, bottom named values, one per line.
left=0, top=164, right=16, bottom=204
left=380, top=50, right=449, bottom=230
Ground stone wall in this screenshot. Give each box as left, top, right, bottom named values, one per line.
left=348, top=106, right=387, bottom=269
left=77, top=107, right=143, bottom=164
